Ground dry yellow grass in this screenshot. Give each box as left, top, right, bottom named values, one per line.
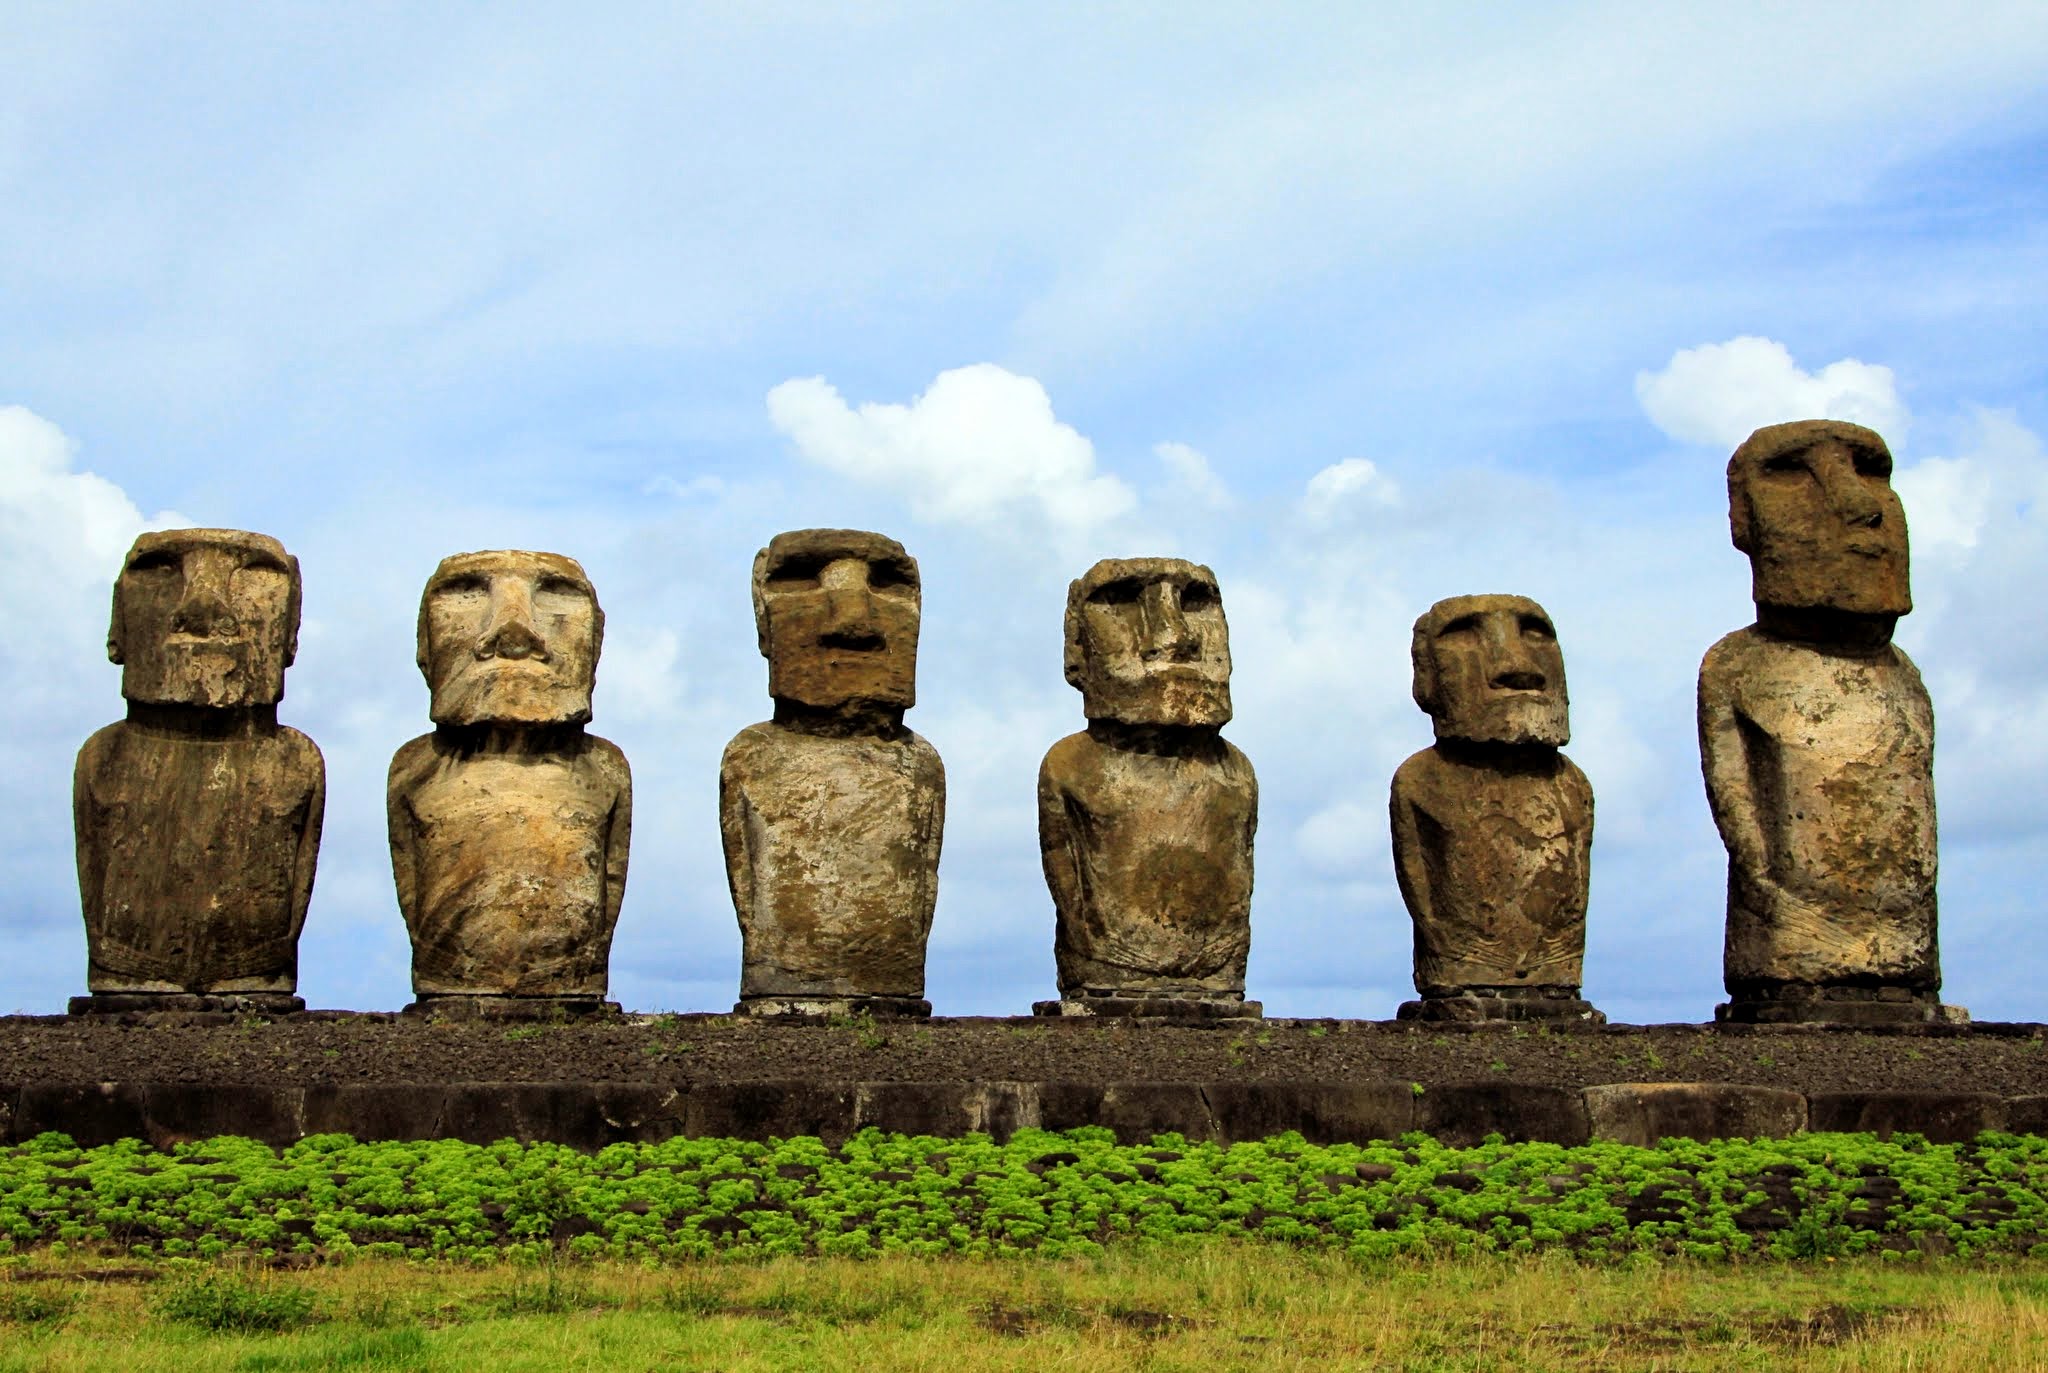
left=2, top=1246, right=2046, bottom=1371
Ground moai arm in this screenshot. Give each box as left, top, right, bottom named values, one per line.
left=386, top=739, right=426, bottom=934
left=288, top=741, right=326, bottom=946
left=71, top=729, right=114, bottom=930
left=602, top=746, right=632, bottom=935
left=1036, top=749, right=1084, bottom=928
left=717, top=742, right=755, bottom=933
left=1388, top=763, right=1436, bottom=932
left=1697, top=645, right=1823, bottom=933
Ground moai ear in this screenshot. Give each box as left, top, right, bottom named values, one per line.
left=1728, top=471, right=1755, bottom=555
left=106, top=578, right=126, bottom=665
left=283, top=554, right=304, bottom=668
left=751, top=544, right=773, bottom=659
left=1409, top=616, right=1439, bottom=716
left=1062, top=578, right=1088, bottom=690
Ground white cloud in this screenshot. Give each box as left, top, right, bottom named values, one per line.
left=1635, top=336, right=1908, bottom=450
left=1301, top=457, right=1399, bottom=523
left=1154, top=441, right=1230, bottom=508
left=766, top=364, right=1136, bottom=532
left=1896, top=454, right=1993, bottom=555
left=0, top=406, right=186, bottom=586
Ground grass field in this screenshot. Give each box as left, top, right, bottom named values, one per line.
left=4, top=1247, right=2048, bottom=1371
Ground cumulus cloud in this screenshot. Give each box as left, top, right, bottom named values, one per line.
left=1896, top=454, right=1994, bottom=556
left=0, top=407, right=186, bottom=587
left=1635, top=336, right=1909, bottom=450
left=1300, top=457, right=1399, bottom=523
left=1154, top=441, right=1230, bottom=508
left=766, top=364, right=1136, bottom=532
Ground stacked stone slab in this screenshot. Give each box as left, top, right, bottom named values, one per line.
left=72, top=529, right=325, bottom=1015
left=1035, top=557, right=1260, bottom=1020
left=387, top=550, right=631, bottom=1018
left=1391, top=593, right=1601, bottom=1023
left=1701, top=420, right=1961, bottom=1026
left=721, top=529, right=945, bottom=1019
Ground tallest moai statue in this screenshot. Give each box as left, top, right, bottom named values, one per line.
left=73, top=529, right=325, bottom=1014
left=1699, top=419, right=1962, bottom=1025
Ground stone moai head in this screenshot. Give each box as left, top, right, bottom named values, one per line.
left=1729, top=419, right=1911, bottom=619
left=417, top=550, right=604, bottom=727
left=1065, top=558, right=1232, bottom=728
left=1411, top=593, right=1568, bottom=748
left=109, top=528, right=302, bottom=708
left=753, top=529, right=921, bottom=711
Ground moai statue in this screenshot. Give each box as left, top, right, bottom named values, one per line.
left=72, top=529, right=325, bottom=1014
left=1701, top=419, right=1961, bottom=1024
left=1035, top=558, right=1260, bottom=1019
left=721, top=529, right=944, bottom=1018
left=388, top=551, right=631, bottom=1018
left=1390, top=595, right=1601, bottom=1023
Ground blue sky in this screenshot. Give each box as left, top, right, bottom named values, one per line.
left=5, top=3, right=2047, bottom=1020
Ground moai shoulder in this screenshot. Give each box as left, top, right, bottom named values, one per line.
left=387, top=550, right=631, bottom=1017
left=72, top=528, right=325, bottom=1014
left=1698, top=419, right=1955, bottom=1025
left=721, top=529, right=944, bottom=1019
left=1389, top=593, right=1600, bottom=1024
left=1035, top=557, right=1260, bottom=1020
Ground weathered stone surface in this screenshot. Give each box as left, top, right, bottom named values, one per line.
left=16, top=1082, right=148, bottom=1148
left=1033, top=996, right=1263, bottom=1021
left=388, top=551, right=631, bottom=1002
left=1582, top=1082, right=1807, bottom=1146
left=0, top=1084, right=16, bottom=1145
left=402, top=995, right=622, bottom=1022
left=301, top=1084, right=450, bottom=1141
left=1806, top=1091, right=2005, bottom=1143
left=75, top=529, right=325, bottom=1000
left=1040, top=558, right=1257, bottom=1010
left=723, top=530, right=944, bottom=1012
left=141, top=1084, right=303, bottom=1147
left=684, top=1081, right=856, bottom=1144
left=2004, top=1095, right=2048, bottom=1137
left=1417, top=1083, right=1591, bottom=1146
left=1037, top=1080, right=1217, bottom=1143
left=853, top=1081, right=983, bottom=1137
left=1205, top=1081, right=1416, bottom=1145
left=1700, top=421, right=1948, bottom=1020
left=1392, top=594, right=1596, bottom=1020
left=68, top=992, right=305, bottom=1016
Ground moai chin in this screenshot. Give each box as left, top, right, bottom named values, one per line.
left=72, top=528, right=326, bottom=1014
left=721, top=529, right=945, bottom=1019
left=387, top=550, right=631, bottom=1018
left=1034, top=557, right=1260, bottom=1020
left=1390, top=594, right=1601, bottom=1024
left=1699, top=420, right=1961, bottom=1025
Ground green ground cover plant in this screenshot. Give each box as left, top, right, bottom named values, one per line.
left=2, top=1126, right=2044, bottom=1265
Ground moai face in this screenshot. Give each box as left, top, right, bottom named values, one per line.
left=1065, top=558, right=1232, bottom=728
left=110, top=529, right=301, bottom=708
left=753, top=529, right=921, bottom=711
left=418, top=551, right=603, bottom=727
left=1729, top=419, right=1911, bottom=618
left=1411, top=594, right=1568, bottom=748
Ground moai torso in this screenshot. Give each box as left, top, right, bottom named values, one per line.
left=1040, top=727, right=1256, bottom=995
left=722, top=723, right=944, bottom=998
left=74, top=529, right=324, bottom=997
left=1390, top=745, right=1591, bottom=994
left=386, top=550, right=631, bottom=1001
left=723, top=529, right=944, bottom=1008
left=1700, top=627, right=1936, bottom=988
left=1701, top=420, right=1942, bottom=1007
left=389, top=732, right=630, bottom=997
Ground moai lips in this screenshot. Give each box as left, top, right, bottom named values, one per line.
left=1036, top=557, right=1259, bottom=1019
left=722, top=529, right=944, bottom=1018
left=1700, top=420, right=1957, bottom=1025
left=1391, top=594, right=1600, bottom=1024
left=73, top=529, right=325, bottom=1011
left=388, top=551, right=631, bottom=1010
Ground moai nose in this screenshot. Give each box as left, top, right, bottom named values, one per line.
left=170, top=555, right=238, bottom=637
left=1485, top=616, right=1546, bottom=691
left=478, top=581, right=549, bottom=661
left=1820, top=444, right=1885, bottom=528
left=1139, top=582, right=1194, bottom=661
left=819, top=562, right=885, bottom=649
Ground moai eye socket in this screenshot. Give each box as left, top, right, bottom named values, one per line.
left=126, top=549, right=180, bottom=575
left=1180, top=580, right=1217, bottom=612
left=1520, top=615, right=1555, bottom=642
left=1761, top=451, right=1809, bottom=476
left=1436, top=613, right=1482, bottom=642
left=868, top=557, right=918, bottom=593
left=1851, top=444, right=1893, bottom=479
left=1088, top=578, right=1143, bottom=606
left=766, top=556, right=825, bottom=588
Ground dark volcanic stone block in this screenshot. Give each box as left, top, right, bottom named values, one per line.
left=1419, top=1083, right=1590, bottom=1146
left=2005, top=1095, right=2048, bottom=1136
left=1582, top=1082, right=1806, bottom=1146
left=1205, top=1081, right=1414, bottom=1145
left=0, top=1083, right=17, bottom=1144
left=685, top=1081, right=854, bottom=1144
left=438, top=1083, right=609, bottom=1146
left=854, top=1081, right=979, bottom=1137
left=142, top=1084, right=304, bottom=1147
left=16, top=1082, right=148, bottom=1148
left=302, top=1084, right=451, bottom=1141
left=970, top=1082, right=1037, bottom=1141
left=1036, top=1081, right=1215, bottom=1144
left=1806, top=1091, right=2007, bottom=1143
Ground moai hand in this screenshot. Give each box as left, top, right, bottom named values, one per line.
left=1699, top=420, right=1957, bottom=1024
left=1390, top=594, right=1600, bottom=1023
left=387, top=551, right=630, bottom=1017
left=1034, top=558, right=1259, bottom=1019
left=721, top=529, right=944, bottom=1019
left=73, top=529, right=325, bottom=1014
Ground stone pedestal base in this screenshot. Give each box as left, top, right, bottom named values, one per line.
left=1032, top=995, right=1263, bottom=1022
left=403, top=996, right=621, bottom=1022
left=1716, top=988, right=1969, bottom=1027
left=69, top=992, right=305, bottom=1017
left=733, top=995, right=932, bottom=1022
left=1398, top=990, right=1605, bottom=1024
